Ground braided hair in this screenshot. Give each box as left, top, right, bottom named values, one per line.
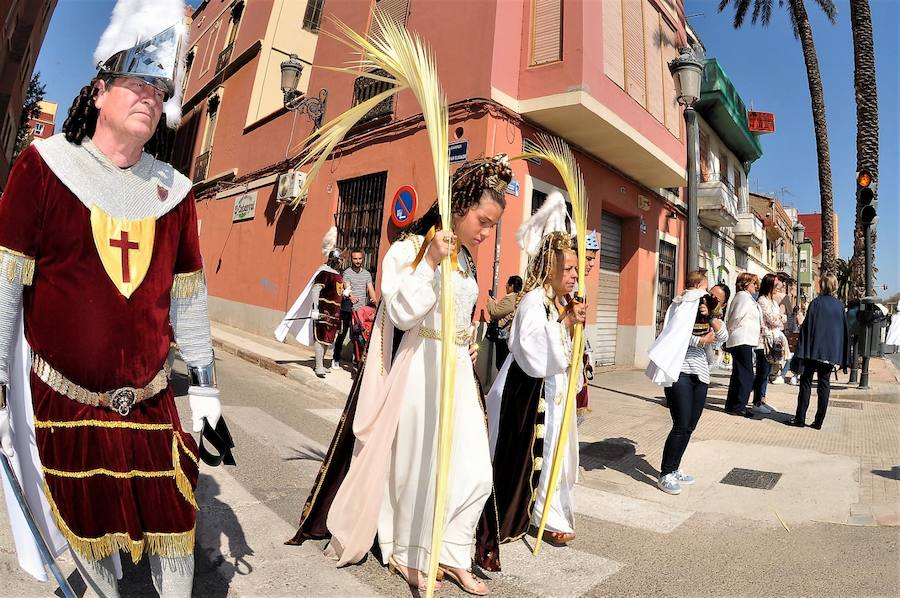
left=520, top=231, right=575, bottom=300
left=61, top=77, right=175, bottom=162
left=405, top=155, right=513, bottom=236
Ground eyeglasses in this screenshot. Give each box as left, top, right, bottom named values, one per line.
left=113, top=77, right=167, bottom=103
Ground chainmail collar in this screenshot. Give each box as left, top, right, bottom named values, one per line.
left=33, top=134, right=191, bottom=220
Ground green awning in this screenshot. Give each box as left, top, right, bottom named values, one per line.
left=695, top=58, right=763, bottom=167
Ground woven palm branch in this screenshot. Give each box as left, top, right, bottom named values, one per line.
left=512, top=134, right=588, bottom=555
left=285, top=15, right=453, bottom=597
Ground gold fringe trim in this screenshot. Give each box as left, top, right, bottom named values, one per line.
left=44, top=466, right=175, bottom=479
left=43, top=483, right=195, bottom=563
left=34, top=419, right=172, bottom=431
left=0, top=245, right=35, bottom=285
left=171, top=270, right=205, bottom=299
left=576, top=407, right=592, bottom=418
left=172, top=435, right=199, bottom=510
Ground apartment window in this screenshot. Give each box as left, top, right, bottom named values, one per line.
left=336, top=172, right=388, bottom=276
left=352, top=68, right=395, bottom=123
left=302, top=0, right=325, bottom=33
left=183, top=47, right=196, bottom=94
left=201, top=92, right=221, bottom=152
left=656, top=241, right=677, bottom=335
left=34, top=123, right=44, bottom=135
left=202, top=21, right=221, bottom=73
left=531, top=0, right=562, bottom=65
left=369, top=0, right=410, bottom=39
left=531, top=189, right=548, bottom=215
left=733, top=166, right=745, bottom=212
left=699, top=129, right=710, bottom=181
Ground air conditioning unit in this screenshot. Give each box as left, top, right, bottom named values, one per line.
left=276, top=170, right=307, bottom=204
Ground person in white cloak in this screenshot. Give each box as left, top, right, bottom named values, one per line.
left=483, top=192, right=586, bottom=550
left=646, top=270, right=728, bottom=495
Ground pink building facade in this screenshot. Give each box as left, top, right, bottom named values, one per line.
left=177, top=0, right=692, bottom=368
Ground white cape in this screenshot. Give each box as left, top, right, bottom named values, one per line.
left=886, top=314, right=900, bottom=347
left=645, top=288, right=706, bottom=387
left=1, top=313, right=68, bottom=581
left=273, top=265, right=337, bottom=347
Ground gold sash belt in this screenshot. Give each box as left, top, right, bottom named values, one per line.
left=418, top=326, right=472, bottom=347
left=32, top=353, right=170, bottom=417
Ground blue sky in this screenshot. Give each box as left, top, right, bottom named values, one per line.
left=686, top=0, right=899, bottom=296
left=35, top=0, right=898, bottom=295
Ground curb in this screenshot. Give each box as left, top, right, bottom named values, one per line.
left=213, top=337, right=290, bottom=376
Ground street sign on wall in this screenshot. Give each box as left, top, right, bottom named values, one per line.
left=232, top=191, right=258, bottom=222
left=390, top=185, right=417, bottom=228
left=448, top=140, right=468, bottom=164
left=747, top=111, right=776, bottom=134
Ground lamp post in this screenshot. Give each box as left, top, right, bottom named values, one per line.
left=279, top=53, right=328, bottom=128
left=669, top=46, right=705, bottom=275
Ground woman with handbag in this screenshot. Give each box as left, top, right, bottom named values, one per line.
left=724, top=273, right=762, bottom=417
left=752, top=274, right=784, bottom=414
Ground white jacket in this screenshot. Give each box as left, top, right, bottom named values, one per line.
left=726, top=290, right=762, bottom=349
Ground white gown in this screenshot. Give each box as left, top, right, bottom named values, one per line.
left=487, top=287, right=579, bottom=535
left=376, top=238, right=493, bottom=572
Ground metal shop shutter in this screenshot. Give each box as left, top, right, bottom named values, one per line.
left=592, top=212, right=623, bottom=366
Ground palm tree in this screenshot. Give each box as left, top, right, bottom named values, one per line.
left=835, top=256, right=851, bottom=303
left=718, top=0, right=837, bottom=275
left=848, top=0, right=878, bottom=299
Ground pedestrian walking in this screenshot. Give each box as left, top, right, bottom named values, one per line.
left=0, top=5, right=222, bottom=595
left=333, top=249, right=376, bottom=368
left=785, top=273, right=850, bottom=429
left=287, top=155, right=512, bottom=595
left=723, top=273, right=762, bottom=417
left=486, top=275, right=523, bottom=369
left=647, top=272, right=728, bottom=495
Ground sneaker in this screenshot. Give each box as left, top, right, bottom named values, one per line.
left=754, top=403, right=774, bottom=414
left=771, top=376, right=785, bottom=385
left=672, top=470, right=695, bottom=485
left=657, top=473, right=682, bottom=495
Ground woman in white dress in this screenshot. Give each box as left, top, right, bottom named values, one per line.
left=288, top=156, right=513, bottom=595
left=477, top=230, right=586, bottom=568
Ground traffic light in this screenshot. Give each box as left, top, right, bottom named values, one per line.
left=857, top=171, right=877, bottom=226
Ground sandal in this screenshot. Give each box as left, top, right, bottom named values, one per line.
left=546, top=531, right=576, bottom=546
left=388, top=556, right=443, bottom=590
left=439, top=565, right=490, bottom=596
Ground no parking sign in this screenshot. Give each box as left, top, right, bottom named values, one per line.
left=390, top=185, right=417, bottom=228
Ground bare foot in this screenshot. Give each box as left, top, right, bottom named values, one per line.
left=439, top=565, right=490, bottom=596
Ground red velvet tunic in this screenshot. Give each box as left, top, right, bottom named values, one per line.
left=314, top=270, right=343, bottom=345
left=0, top=146, right=201, bottom=562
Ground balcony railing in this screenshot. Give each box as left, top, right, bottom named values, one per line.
left=697, top=173, right=739, bottom=228
left=216, top=43, right=234, bottom=74
left=193, top=150, right=210, bottom=183
left=733, top=212, right=764, bottom=248
left=352, top=69, right=395, bottom=124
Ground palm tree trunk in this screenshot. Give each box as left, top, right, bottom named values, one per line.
left=849, top=0, right=879, bottom=299
left=788, top=0, right=835, bottom=275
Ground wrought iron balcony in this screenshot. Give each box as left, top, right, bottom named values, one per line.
left=352, top=69, right=395, bottom=124
left=733, top=212, right=764, bottom=248
left=697, top=173, right=739, bottom=228
left=216, top=43, right=234, bottom=74
left=193, top=150, right=210, bottom=183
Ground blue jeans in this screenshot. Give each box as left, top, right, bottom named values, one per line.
left=661, top=373, right=708, bottom=476
left=753, top=349, right=771, bottom=405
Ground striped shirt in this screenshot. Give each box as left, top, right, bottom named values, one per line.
left=681, top=321, right=729, bottom=384
left=341, top=267, right=373, bottom=311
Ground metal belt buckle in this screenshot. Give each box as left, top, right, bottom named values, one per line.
left=110, top=387, right=137, bottom=417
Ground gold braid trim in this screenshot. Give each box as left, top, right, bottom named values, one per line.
left=43, top=466, right=174, bottom=479
left=175, top=431, right=199, bottom=465
left=0, top=245, right=35, bottom=285
left=43, top=483, right=195, bottom=563
left=172, top=435, right=199, bottom=510
left=171, top=270, right=205, bottom=299
left=34, top=419, right=172, bottom=431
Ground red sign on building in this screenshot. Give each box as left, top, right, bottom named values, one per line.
left=747, top=111, right=775, bottom=134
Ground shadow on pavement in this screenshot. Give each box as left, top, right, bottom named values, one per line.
left=590, top=385, right=665, bottom=407
left=193, top=475, right=254, bottom=597
left=579, top=437, right=659, bottom=487
left=872, top=466, right=900, bottom=481
left=285, top=445, right=327, bottom=462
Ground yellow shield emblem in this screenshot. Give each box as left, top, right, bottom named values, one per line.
left=90, top=205, right=156, bottom=298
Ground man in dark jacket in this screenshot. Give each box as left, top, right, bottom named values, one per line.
left=786, top=273, right=849, bottom=429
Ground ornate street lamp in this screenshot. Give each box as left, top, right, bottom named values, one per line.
left=280, top=53, right=328, bottom=129
left=669, top=45, right=705, bottom=274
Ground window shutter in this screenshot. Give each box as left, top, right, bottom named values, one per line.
left=531, top=0, right=562, bottom=65
left=643, top=0, right=664, bottom=122
left=370, top=0, right=409, bottom=39
left=622, top=0, right=645, bottom=105
left=661, top=22, right=680, bottom=137
left=699, top=129, right=710, bottom=180
left=603, top=0, right=624, bottom=87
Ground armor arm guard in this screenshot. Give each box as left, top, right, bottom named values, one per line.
left=0, top=265, right=27, bottom=386
left=170, top=271, right=214, bottom=370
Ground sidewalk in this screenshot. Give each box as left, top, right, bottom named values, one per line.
left=211, top=322, right=900, bottom=529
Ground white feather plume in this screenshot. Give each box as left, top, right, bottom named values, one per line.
left=517, top=190, right=569, bottom=258
left=93, top=0, right=188, bottom=127
left=321, top=226, right=338, bottom=258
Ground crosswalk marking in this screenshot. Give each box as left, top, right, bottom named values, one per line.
left=308, top=408, right=342, bottom=425
left=573, top=485, right=694, bottom=533
left=489, top=537, right=622, bottom=597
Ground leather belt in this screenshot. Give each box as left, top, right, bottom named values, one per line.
left=32, top=353, right=169, bottom=417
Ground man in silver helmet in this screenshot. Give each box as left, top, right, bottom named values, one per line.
left=0, top=3, right=217, bottom=596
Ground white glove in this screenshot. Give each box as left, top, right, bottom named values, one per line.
left=310, top=309, right=320, bottom=321
left=0, top=409, right=13, bottom=458
left=188, top=386, right=221, bottom=433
